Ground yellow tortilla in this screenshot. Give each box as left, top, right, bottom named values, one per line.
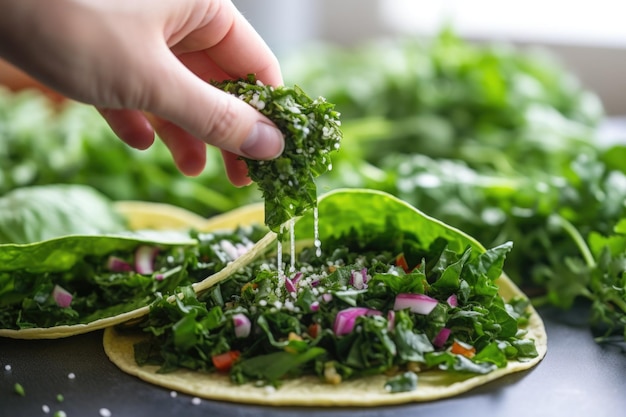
left=0, top=201, right=270, bottom=340
left=103, top=271, right=546, bottom=406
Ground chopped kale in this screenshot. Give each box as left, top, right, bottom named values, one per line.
left=214, top=75, right=342, bottom=233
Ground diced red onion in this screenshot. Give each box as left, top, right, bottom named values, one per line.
left=321, top=293, right=333, bottom=303
left=291, top=272, right=303, bottom=285
left=221, top=240, right=239, bottom=260
left=447, top=294, right=458, bottom=308
left=387, top=310, right=396, bottom=332
left=432, top=327, right=452, bottom=348
left=285, top=271, right=304, bottom=294
left=310, top=301, right=320, bottom=312
left=106, top=256, right=132, bottom=272
left=52, top=285, right=73, bottom=308
left=235, top=242, right=252, bottom=257
left=393, top=293, right=438, bottom=315
left=285, top=278, right=297, bottom=293
left=232, top=313, right=251, bottom=338
left=333, top=307, right=381, bottom=336
left=349, top=268, right=369, bottom=290
left=310, top=279, right=321, bottom=287
left=135, top=245, right=159, bottom=275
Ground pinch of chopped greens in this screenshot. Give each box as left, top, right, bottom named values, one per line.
left=133, top=235, right=537, bottom=390
left=213, top=75, right=342, bottom=233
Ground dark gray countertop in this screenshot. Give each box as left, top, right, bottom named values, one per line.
left=1, top=303, right=624, bottom=417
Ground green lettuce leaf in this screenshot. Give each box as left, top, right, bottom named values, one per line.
left=0, top=184, right=127, bottom=244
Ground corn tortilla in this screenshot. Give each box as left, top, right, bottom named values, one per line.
left=103, top=190, right=548, bottom=405
left=103, top=273, right=546, bottom=406
left=0, top=201, right=269, bottom=339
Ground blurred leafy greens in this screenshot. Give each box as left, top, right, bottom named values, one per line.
left=283, top=29, right=626, bottom=342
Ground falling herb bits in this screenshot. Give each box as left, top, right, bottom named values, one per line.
left=214, top=75, right=342, bottom=233
left=13, top=382, right=25, bottom=396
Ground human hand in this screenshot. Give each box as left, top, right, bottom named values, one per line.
left=0, top=0, right=285, bottom=186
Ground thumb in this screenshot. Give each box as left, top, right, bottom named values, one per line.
left=142, top=53, right=284, bottom=161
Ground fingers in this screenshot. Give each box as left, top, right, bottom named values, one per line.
left=97, top=108, right=155, bottom=150
left=171, top=0, right=283, bottom=86
left=221, top=150, right=252, bottom=187
left=142, top=47, right=284, bottom=161
left=147, top=115, right=208, bottom=177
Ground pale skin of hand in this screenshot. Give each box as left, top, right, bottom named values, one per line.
left=0, top=0, right=285, bottom=186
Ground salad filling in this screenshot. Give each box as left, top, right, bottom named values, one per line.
left=0, top=226, right=267, bottom=332
left=133, top=237, right=537, bottom=389
left=104, top=189, right=547, bottom=405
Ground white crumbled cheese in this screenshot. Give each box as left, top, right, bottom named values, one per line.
left=170, top=391, right=178, bottom=398
left=99, top=408, right=112, bottom=417
left=4, top=364, right=11, bottom=371
left=191, top=397, right=202, bottom=405
left=264, top=385, right=276, bottom=395
left=67, top=372, right=76, bottom=380
left=259, top=300, right=267, bottom=307
left=42, top=404, right=50, bottom=413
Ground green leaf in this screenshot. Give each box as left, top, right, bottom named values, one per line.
left=384, top=371, right=418, bottom=393
left=0, top=184, right=127, bottom=244
left=236, top=348, right=326, bottom=384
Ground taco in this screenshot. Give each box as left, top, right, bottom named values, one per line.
left=0, top=185, right=271, bottom=339
left=103, top=189, right=547, bottom=406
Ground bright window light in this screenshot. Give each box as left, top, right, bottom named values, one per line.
left=381, top=0, right=626, bottom=48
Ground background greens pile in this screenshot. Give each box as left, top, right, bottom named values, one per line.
left=1, top=28, right=625, bottom=343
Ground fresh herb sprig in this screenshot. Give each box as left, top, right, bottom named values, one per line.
left=214, top=75, right=342, bottom=233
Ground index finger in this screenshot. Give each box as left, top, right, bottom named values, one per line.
left=171, top=1, right=282, bottom=86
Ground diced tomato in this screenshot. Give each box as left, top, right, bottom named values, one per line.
left=450, top=340, right=476, bottom=358
left=211, top=350, right=240, bottom=372
left=395, top=254, right=410, bottom=273
left=308, top=323, right=321, bottom=339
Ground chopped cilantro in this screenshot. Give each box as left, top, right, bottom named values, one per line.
left=214, top=75, right=342, bottom=233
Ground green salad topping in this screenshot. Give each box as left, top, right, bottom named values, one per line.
left=214, top=75, right=342, bottom=233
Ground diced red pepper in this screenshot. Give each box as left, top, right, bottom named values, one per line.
left=308, top=323, right=321, bottom=339
left=395, top=254, right=410, bottom=273
left=211, top=350, right=240, bottom=372
left=450, top=341, right=476, bottom=358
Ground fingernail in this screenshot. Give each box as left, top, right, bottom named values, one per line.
left=240, top=122, right=284, bottom=159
